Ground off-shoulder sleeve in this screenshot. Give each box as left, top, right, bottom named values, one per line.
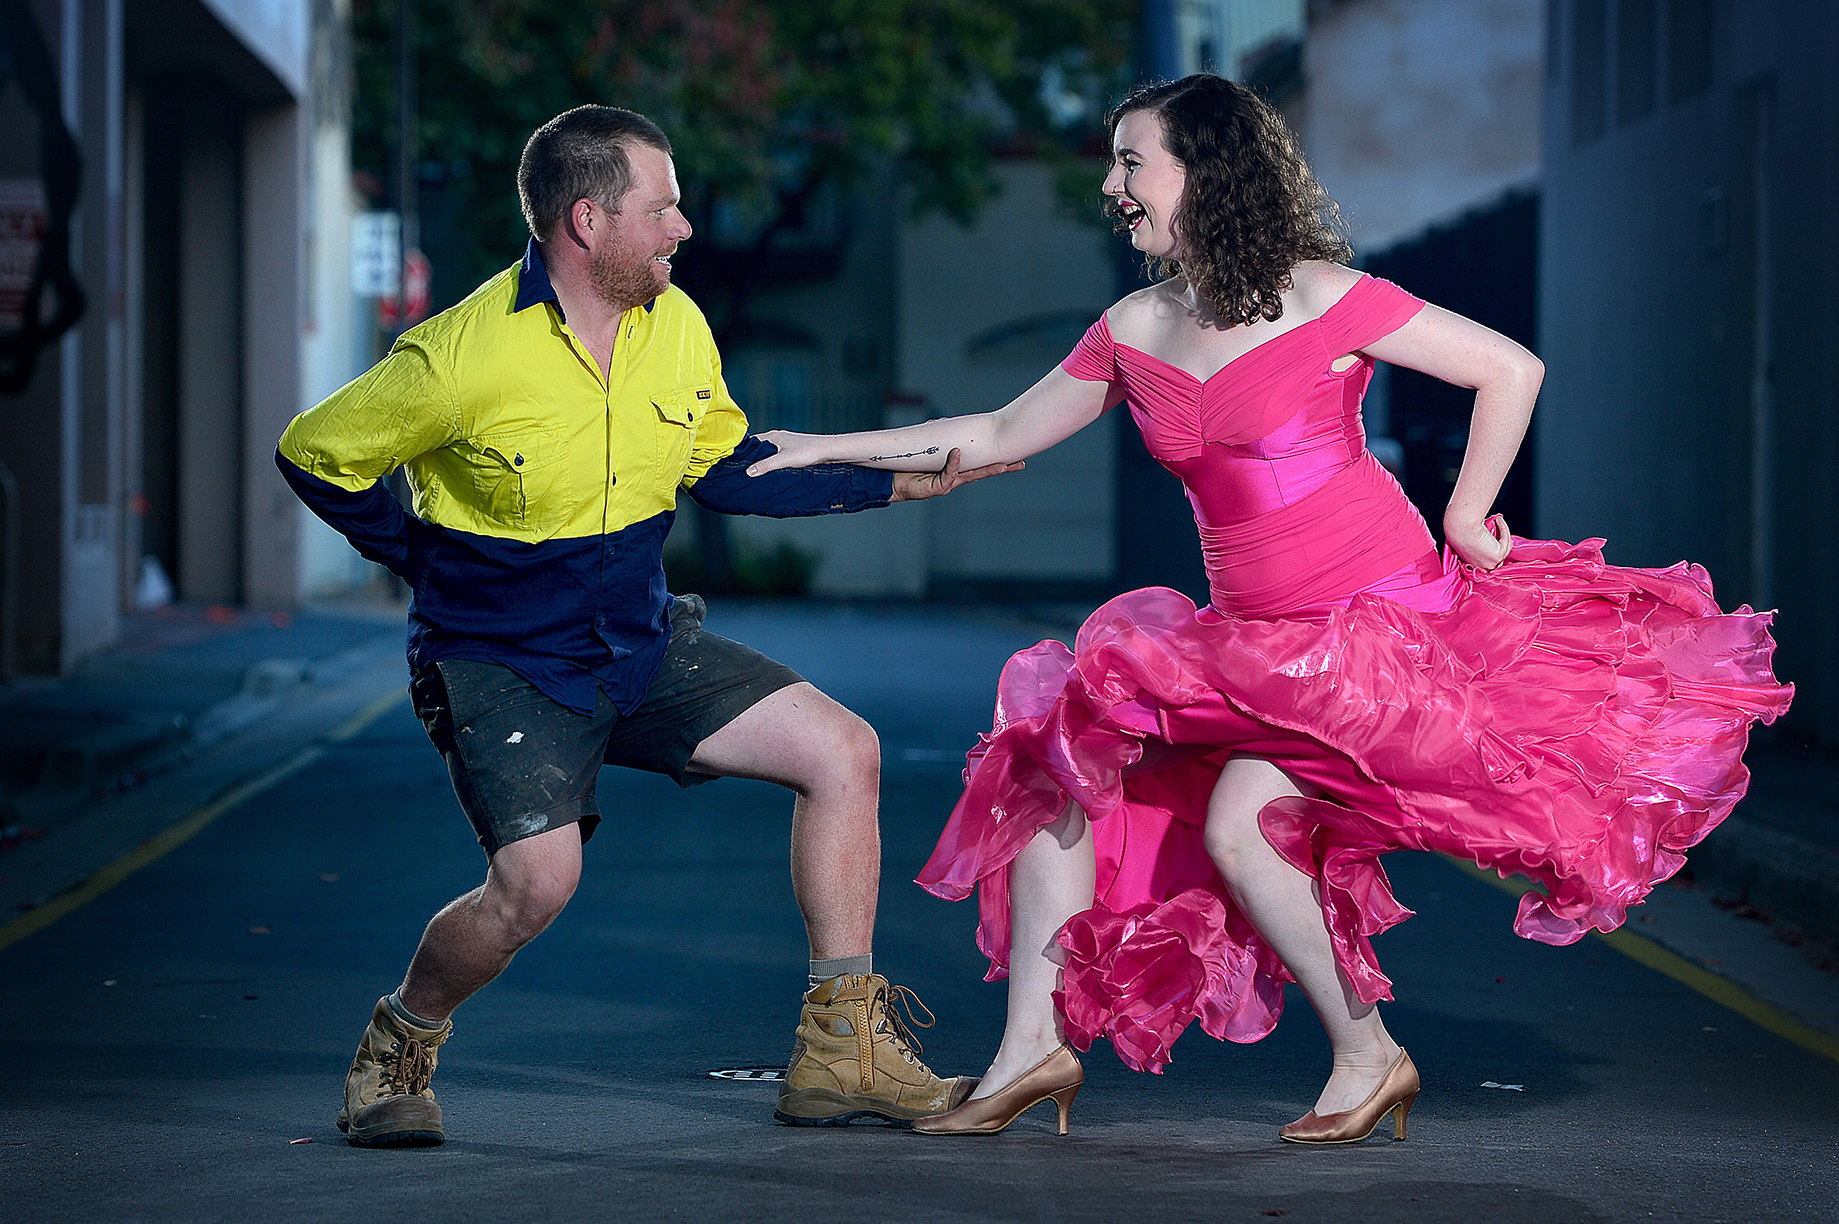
left=1319, top=275, right=1427, bottom=355
left=1062, top=314, right=1120, bottom=383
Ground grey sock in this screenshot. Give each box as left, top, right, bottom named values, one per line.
left=808, top=954, right=873, bottom=990
left=384, top=990, right=444, bottom=1032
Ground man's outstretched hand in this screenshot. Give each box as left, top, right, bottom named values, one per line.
left=889, top=448, right=1024, bottom=502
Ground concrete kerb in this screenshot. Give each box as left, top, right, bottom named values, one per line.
left=1688, top=816, right=1839, bottom=946
left=0, top=614, right=408, bottom=925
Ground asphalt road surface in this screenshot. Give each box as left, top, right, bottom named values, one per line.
left=2, top=603, right=1835, bottom=1223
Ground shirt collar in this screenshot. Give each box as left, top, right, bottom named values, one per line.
left=514, top=237, right=659, bottom=320
left=514, top=238, right=560, bottom=316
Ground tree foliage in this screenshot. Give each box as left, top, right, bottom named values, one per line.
left=351, top=0, right=1132, bottom=306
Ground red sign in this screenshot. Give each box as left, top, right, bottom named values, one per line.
left=377, top=248, right=433, bottom=330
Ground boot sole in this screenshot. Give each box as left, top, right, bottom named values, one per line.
left=343, top=1126, right=445, bottom=1147
left=337, top=1100, right=445, bottom=1147
left=774, top=1107, right=911, bottom=1128
left=774, top=1087, right=934, bottom=1127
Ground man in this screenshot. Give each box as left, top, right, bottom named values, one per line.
left=277, top=105, right=1014, bottom=1146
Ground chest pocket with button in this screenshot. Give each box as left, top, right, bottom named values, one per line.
left=652, top=386, right=713, bottom=485
left=468, top=427, right=568, bottom=528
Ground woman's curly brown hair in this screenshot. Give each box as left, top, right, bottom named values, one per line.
left=1108, top=74, right=1353, bottom=325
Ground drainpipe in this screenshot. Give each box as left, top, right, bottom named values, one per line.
left=0, top=459, right=18, bottom=674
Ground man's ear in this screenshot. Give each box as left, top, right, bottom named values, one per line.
left=567, top=198, right=597, bottom=249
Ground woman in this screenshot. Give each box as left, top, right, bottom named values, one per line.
left=747, top=74, right=1791, bottom=1141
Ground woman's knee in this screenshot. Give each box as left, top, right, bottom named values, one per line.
left=1042, top=799, right=1088, bottom=849
left=1202, top=803, right=1266, bottom=879
left=1205, top=756, right=1308, bottom=873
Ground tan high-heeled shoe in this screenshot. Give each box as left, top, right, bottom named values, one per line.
left=1278, top=1049, right=1419, bottom=1144
left=910, top=1044, right=1083, bottom=1136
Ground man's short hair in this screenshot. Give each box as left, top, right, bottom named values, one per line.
left=518, top=105, right=672, bottom=244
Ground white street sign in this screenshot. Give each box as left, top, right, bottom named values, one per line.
left=352, top=211, right=401, bottom=297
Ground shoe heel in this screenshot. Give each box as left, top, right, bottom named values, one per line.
left=1391, top=1091, right=1416, bottom=1141
left=1050, top=1083, right=1080, bottom=1136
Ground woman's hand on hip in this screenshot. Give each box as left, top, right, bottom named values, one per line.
left=1445, top=512, right=1512, bottom=571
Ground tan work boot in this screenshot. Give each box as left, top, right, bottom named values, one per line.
left=776, top=974, right=976, bottom=1126
left=336, top=996, right=452, bottom=1147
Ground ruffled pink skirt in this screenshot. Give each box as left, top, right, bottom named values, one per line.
left=916, top=538, right=1792, bottom=1073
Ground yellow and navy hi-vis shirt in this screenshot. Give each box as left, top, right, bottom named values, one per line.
left=277, top=240, right=892, bottom=715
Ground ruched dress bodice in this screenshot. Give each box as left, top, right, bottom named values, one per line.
left=917, top=273, right=1792, bottom=1074
left=1065, top=276, right=1456, bottom=618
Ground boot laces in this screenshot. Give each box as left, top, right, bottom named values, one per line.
left=873, top=983, right=937, bottom=1067
left=382, top=1038, right=435, bottom=1097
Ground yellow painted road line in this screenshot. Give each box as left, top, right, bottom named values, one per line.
left=0, top=687, right=406, bottom=954
left=1445, top=856, right=1839, bottom=1064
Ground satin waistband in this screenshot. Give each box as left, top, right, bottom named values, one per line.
left=1198, top=452, right=1442, bottom=619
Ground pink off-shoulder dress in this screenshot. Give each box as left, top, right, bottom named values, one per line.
left=916, top=274, right=1793, bottom=1074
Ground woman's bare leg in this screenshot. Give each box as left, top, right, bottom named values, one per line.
left=1203, top=754, right=1401, bottom=1116
left=969, top=800, right=1096, bottom=1100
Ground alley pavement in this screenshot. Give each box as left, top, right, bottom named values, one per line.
left=0, top=596, right=1836, bottom=1222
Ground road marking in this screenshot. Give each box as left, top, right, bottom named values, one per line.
left=708, top=1067, right=785, bottom=1081
left=0, top=688, right=406, bottom=954
left=1446, top=857, right=1839, bottom=1064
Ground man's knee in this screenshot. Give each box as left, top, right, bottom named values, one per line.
left=826, top=709, right=880, bottom=782
left=483, top=831, right=581, bottom=941
left=778, top=688, right=878, bottom=788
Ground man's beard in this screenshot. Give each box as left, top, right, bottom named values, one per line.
left=590, top=238, right=668, bottom=311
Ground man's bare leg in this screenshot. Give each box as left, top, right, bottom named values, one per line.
left=685, top=681, right=880, bottom=960
left=342, top=827, right=581, bottom=1146
left=688, top=680, right=970, bottom=1124
left=397, top=824, right=584, bottom=1023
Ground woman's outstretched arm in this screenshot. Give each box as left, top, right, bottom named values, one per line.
left=1359, top=303, right=1544, bottom=571
left=744, top=365, right=1122, bottom=477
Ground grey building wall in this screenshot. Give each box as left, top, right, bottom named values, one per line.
left=1539, top=0, right=1838, bottom=743
left=1301, top=0, right=1542, bottom=253
left=0, top=0, right=322, bottom=675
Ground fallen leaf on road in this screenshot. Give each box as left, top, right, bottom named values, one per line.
left=1480, top=1081, right=1525, bottom=1091
left=248, top=926, right=271, bottom=935
left=318, top=873, right=340, bottom=882
left=288, top=1137, right=313, bottom=1145
left=103, top=980, right=118, bottom=987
